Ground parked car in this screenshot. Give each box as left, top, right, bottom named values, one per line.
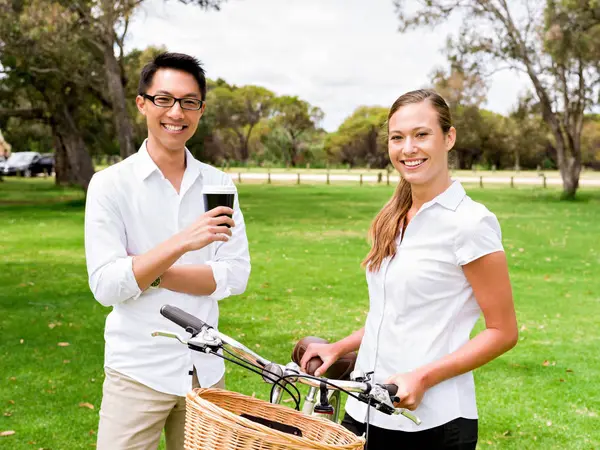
left=1, top=152, right=54, bottom=177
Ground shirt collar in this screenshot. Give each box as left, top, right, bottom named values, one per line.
left=134, top=141, right=158, bottom=181
left=430, top=180, right=466, bottom=211
left=134, top=140, right=203, bottom=184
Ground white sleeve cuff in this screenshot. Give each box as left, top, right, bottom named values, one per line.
left=125, top=256, right=143, bottom=301
left=205, top=261, right=232, bottom=301
left=89, top=256, right=142, bottom=306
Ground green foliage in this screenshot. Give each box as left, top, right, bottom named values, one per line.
left=394, top=0, right=600, bottom=197
left=325, top=106, right=388, bottom=168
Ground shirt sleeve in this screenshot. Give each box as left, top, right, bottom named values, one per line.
left=454, top=211, right=504, bottom=266
left=205, top=176, right=251, bottom=301
left=84, top=173, right=142, bottom=306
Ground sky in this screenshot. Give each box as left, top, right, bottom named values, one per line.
left=126, top=0, right=533, bottom=131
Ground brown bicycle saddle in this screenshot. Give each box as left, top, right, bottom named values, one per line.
left=291, top=336, right=357, bottom=380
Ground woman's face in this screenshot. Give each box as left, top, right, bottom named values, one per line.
left=388, top=101, right=455, bottom=187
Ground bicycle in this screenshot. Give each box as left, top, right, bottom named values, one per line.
left=153, top=304, right=421, bottom=448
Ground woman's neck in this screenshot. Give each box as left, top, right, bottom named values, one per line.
left=410, top=174, right=452, bottom=212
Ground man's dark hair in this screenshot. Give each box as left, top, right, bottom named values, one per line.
left=138, top=52, right=207, bottom=100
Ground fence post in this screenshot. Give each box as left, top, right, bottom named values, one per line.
left=238, top=172, right=242, bottom=183
left=479, top=176, right=483, bottom=188
left=267, top=170, right=271, bottom=184
left=326, top=171, right=330, bottom=185
left=360, top=174, right=363, bottom=186
left=377, top=172, right=382, bottom=184
left=543, top=175, right=547, bottom=188
left=510, top=176, right=514, bottom=188
left=297, top=173, right=300, bottom=185
left=387, top=173, right=390, bottom=186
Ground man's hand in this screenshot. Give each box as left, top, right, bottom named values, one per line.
left=178, top=206, right=235, bottom=252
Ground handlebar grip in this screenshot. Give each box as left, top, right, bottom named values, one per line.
left=381, top=384, right=398, bottom=396
left=160, top=305, right=211, bottom=336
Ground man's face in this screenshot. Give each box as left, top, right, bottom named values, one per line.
left=136, top=68, right=205, bottom=152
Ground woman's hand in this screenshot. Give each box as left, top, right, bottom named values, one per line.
left=384, top=371, right=427, bottom=411
left=299, top=343, right=341, bottom=377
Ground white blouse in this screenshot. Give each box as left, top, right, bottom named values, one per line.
left=345, top=181, right=504, bottom=431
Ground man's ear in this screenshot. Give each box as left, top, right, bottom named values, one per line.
left=135, top=95, right=146, bottom=115
left=198, top=102, right=206, bottom=118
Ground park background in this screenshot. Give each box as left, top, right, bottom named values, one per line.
left=1, top=0, right=600, bottom=449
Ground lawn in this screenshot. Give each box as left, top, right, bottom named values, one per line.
left=1, top=177, right=599, bottom=449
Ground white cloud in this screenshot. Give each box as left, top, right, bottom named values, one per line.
left=126, top=0, right=532, bottom=130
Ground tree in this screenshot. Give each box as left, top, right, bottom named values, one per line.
left=66, top=0, right=226, bottom=159
left=582, top=114, right=600, bottom=169
left=508, top=94, right=554, bottom=170
left=272, top=96, right=324, bottom=167
left=431, top=58, right=489, bottom=169
left=395, top=0, right=600, bottom=198
left=325, top=106, right=389, bottom=168
left=0, top=0, right=99, bottom=189
left=431, top=46, right=488, bottom=109
left=210, top=85, right=275, bottom=162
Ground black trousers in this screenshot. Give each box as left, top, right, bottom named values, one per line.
left=341, top=413, right=478, bottom=450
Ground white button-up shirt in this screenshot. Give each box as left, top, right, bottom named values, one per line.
left=84, top=142, right=250, bottom=396
left=345, top=181, right=503, bottom=431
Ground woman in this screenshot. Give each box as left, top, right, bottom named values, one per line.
left=300, top=89, right=518, bottom=449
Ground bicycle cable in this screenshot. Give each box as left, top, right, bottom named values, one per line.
left=272, top=373, right=386, bottom=410
left=220, top=346, right=302, bottom=408
left=204, top=348, right=302, bottom=410
left=365, top=397, right=372, bottom=449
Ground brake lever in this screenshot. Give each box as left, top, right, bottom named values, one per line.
left=187, top=328, right=223, bottom=354
left=151, top=331, right=188, bottom=344
left=367, top=385, right=422, bottom=425
left=151, top=329, right=222, bottom=354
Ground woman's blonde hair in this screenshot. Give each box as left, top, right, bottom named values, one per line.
left=362, top=89, right=452, bottom=272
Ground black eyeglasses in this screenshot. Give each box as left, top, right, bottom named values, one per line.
left=142, top=94, right=204, bottom=111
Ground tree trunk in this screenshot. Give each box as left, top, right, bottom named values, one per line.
left=523, top=62, right=583, bottom=199
left=559, top=153, right=581, bottom=200
left=545, top=118, right=582, bottom=200
left=103, top=43, right=136, bottom=159
left=54, top=105, right=95, bottom=191
left=54, top=134, right=75, bottom=186
left=236, top=129, right=249, bottom=162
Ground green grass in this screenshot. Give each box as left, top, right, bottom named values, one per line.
left=1, top=177, right=599, bottom=449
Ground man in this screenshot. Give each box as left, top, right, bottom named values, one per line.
left=84, top=52, right=251, bottom=449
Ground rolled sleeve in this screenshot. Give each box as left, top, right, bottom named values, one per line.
left=85, top=173, right=142, bottom=306
left=455, top=212, right=504, bottom=266
left=205, top=178, right=251, bottom=301
left=205, top=261, right=232, bottom=301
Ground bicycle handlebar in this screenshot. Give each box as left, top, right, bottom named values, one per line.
left=160, top=305, right=210, bottom=336
left=156, top=304, right=420, bottom=425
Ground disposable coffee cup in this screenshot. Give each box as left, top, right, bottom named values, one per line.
left=202, top=185, right=236, bottom=227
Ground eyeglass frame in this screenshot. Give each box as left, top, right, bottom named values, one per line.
left=141, top=93, right=205, bottom=111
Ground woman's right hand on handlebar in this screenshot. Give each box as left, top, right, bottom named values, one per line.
left=178, top=207, right=235, bottom=252
left=300, top=343, right=341, bottom=377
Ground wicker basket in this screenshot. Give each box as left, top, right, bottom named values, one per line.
left=185, top=388, right=365, bottom=450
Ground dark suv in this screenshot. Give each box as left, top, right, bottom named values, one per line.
left=1, top=152, right=54, bottom=177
